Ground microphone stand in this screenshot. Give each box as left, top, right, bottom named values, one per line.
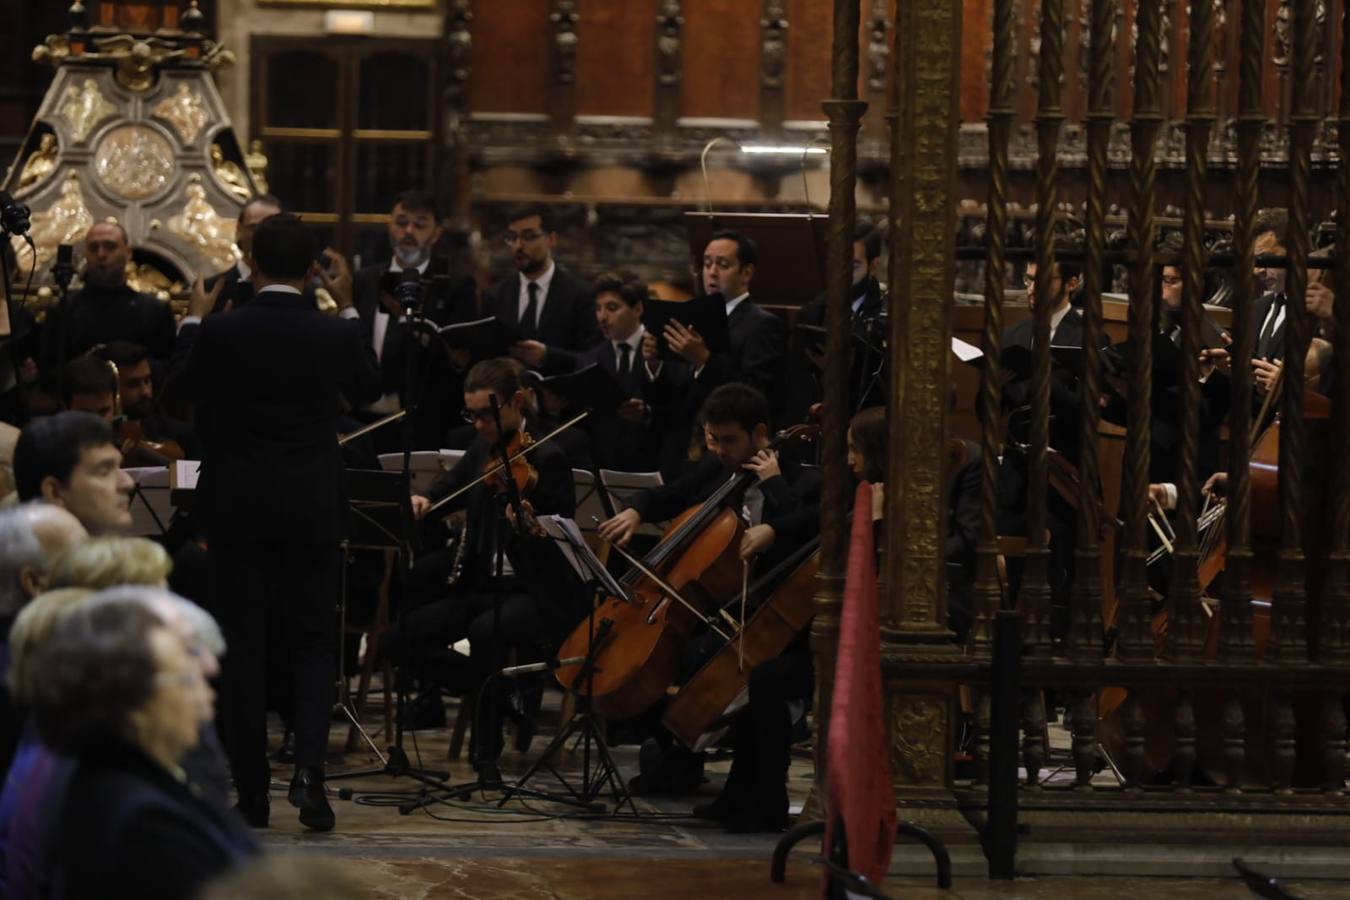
left=331, top=267, right=450, bottom=791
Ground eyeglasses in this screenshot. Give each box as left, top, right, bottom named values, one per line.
left=461, top=407, right=496, bottom=424
left=503, top=230, right=545, bottom=245
left=1161, top=275, right=1183, bottom=287
left=1022, top=273, right=1061, bottom=288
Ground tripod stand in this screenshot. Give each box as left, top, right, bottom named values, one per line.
left=327, top=468, right=450, bottom=789
left=497, top=515, right=638, bottom=815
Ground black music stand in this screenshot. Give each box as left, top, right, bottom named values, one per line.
left=328, top=468, right=449, bottom=788
left=497, top=515, right=638, bottom=815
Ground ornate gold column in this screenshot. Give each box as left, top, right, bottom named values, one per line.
left=810, top=0, right=866, bottom=806
left=882, top=0, right=964, bottom=823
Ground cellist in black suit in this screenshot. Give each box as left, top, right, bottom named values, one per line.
left=483, top=205, right=601, bottom=376
left=175, top=214, right=382, bottom=832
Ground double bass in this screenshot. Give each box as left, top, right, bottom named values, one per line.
left=553, top=424, right=818, bottom=720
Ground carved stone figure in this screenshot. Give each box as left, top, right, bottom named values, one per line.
left=152, top=83, right=210, bottom=144
left=164, top=173, right=238, bottom=273
left=14, top=170, right=94, bottom=274
left=17, top=134, right=59, bottom=192
left=56, top=78, right=115, bottom=143
left=210, top=143, right=252, bottom=202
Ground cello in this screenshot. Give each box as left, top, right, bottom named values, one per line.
left=553, top=424, right=818, bottom=720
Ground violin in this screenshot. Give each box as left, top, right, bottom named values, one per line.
left=483, top=428, right=538, bottom=497
left=117, top=417, right=185, bottom=466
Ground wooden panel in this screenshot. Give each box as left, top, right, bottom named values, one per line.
left=467, top=0, right=552, bottom=114
left=960, top=0, right=992, bottom=122
left=680, top=0, right=761, bottom=119
left=576, top=0, right=655, bottom=117
left=785, top=0, right=833, bottom=120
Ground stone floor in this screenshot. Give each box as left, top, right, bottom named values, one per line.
left=246, top=687, right=1350, bottom=899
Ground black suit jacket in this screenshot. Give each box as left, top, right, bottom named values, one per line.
left=424, top=431, right=581, bottom=623
left=485, top=264, right=600, bottom=374
left=1001, top=307, right=1085, bottom=459
left=175, top=289, right=382, bottom=543
left=41, top=284, right=176, bottom=368
left=1252, top=291, right=1287, bottom=361
left=204, top=266, right=254, bottom=314
left=53, top=740, right=257, bottom=900
left=628, top=452, right=820, bottom=572
left=577, top=338, right=660, bottom=472
left=696, top=296, right=787, bottom=404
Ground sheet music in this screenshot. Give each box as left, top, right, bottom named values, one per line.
left=170, top=460, right=201, bottom=491
left=950, top=336, right=983, bottom=363
left=539, top=514, right=628, bottom=601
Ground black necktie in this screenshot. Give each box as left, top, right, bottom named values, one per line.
left=520, top=282, right=540, bottom=340
left=618, top=342, right=632, bottom=377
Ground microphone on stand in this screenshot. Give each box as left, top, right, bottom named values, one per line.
left=499, top=655, right=587, bottom=677
left=0, top=191, right=31, bottom=237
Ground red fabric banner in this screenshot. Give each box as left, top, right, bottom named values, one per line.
left=822, top=480, right=896, bottom=895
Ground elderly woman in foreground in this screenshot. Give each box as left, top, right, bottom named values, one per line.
left=27, top=597, right=255, bottom=899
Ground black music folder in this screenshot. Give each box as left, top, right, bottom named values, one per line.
left=423, top=316, right=521, bottom=358
left=643, top=294, right=732, bottom=358
left=533, top=363, right=630, bottom=414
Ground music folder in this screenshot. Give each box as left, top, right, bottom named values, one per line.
left=643, top=294, right=732, bottom=358
left=420, top=316, right=521, bottom=358
left=532, top=363, right=630, bottom=414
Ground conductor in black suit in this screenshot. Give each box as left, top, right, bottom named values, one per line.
left=176, top=214, right=382, bottom=831
left=484, top=205, right=600, bottom=375
left=352, top=190, right=478, bottom=449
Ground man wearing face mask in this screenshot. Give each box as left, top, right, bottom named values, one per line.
left=352, top=190, right=477, bottom=449
left=40, top=222, right=176, bottom=373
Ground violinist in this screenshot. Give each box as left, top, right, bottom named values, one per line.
left=96, top=341, right=195, bottom=461
left=399, top=358, right=581, bottom=781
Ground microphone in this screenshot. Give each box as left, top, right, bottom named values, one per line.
left=499, top=655, right=587, bottom=677
left=498, top=618, right=614, bottom=677
left=0, top=191, right=31, bottom=237
left=52, top=244, right=75, bottom=292
left=394, top=266, right=424, bottom=310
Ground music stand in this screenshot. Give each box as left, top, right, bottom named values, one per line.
left=328, top=468, right=449, bottom=788
left=497, top=515, right=638, bottom=815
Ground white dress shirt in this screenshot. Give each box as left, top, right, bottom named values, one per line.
left=517, top=260, right=556, bottom=330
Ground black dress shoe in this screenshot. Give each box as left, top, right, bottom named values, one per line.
left=288, top=766, right=335, bottom=832
left=475, top=760, right=503, bottom=787
left=234, top=792, right=270, bottom=828
left=399, top=693, right=446, bottom=731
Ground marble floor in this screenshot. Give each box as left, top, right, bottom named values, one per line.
left=245, top=687, right=1350, bottom=900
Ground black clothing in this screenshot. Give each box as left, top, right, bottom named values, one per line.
left=629, top=452, right=819, bottom=573
left=204, top=266, right=255, bottom=313
left=0, top=300, right=37, bottom=426
left=687, top=296, right=788, bottom=410
left=576, top=339, right=660, bottom=472
left=784, top=277, right=886, bottom=428
left=175, top=291, right=381, bottom=543
left=352, top=260, right=478, bottom=449
left=1253, top=291, right=1287, bottom=362
left=51, top=739, right=257, bottom=900
left=947, top=439, right=982, bottom=641
left=484, top=264, right=600, bottom=374
left=716, top=640, right=813, bottom=821
left=41, top=283, right=176, bottom=368
left=174, top=287, right=380, bottom=801
left=403, top=432, right=582, bottom=762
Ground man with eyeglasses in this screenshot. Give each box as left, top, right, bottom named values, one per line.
left=484, top=205, right=600, bottom=376
left=351, top=190, right=477, bottom=450
left=399, top=358, right=580, bottom=783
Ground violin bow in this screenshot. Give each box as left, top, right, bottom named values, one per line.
left=425, top=410, right=590, bottom=515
